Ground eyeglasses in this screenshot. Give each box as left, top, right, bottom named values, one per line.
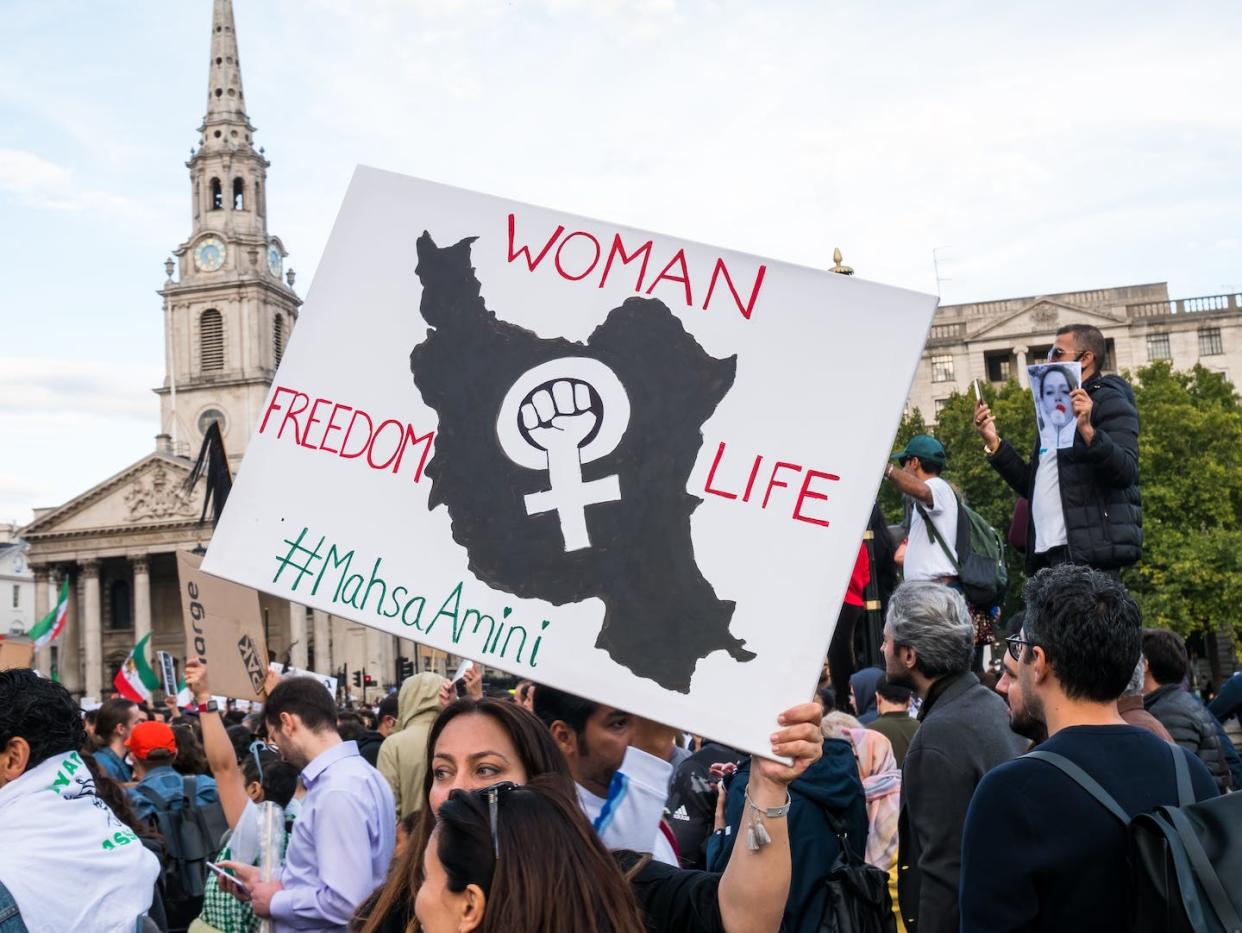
left=1005, top=634, right=1035, bottom=662
left=247, top=740, right=278, bottom=782
left=481, top=781, right=518, bottom=860
left=1046, top=346, right=1087, bottom=363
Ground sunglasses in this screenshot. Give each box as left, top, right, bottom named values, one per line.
left=247, top=740, right=278, bottom=782
left=1005, top=634, right=1036, bottom=662
left=1046, top=346, right=1088, bottom=363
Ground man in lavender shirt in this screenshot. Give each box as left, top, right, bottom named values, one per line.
left=222, top=677, right=395, bottom=930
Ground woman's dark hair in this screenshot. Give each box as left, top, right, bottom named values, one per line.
left=93, top=697, right=137, bottom=749
left=82, top=752, right=160, bottom=842
left=172, top=723, right=209, bottom=775
left=227, top=723, right=255, bottom=762
left=241, top=746, right=298, bottom=808
left=434, top=777, right=645, bottom=933
left=356, top=698, right=574, bottom=933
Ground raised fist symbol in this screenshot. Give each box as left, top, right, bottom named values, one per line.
left=497, top=358, right=631, bottom=552
left=520, top=379, right=602, bottom=454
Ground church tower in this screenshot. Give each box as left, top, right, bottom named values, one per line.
left=157, top=0, right=300, bottom=460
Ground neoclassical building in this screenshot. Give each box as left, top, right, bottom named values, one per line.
left=908, top=282, right=1242, bottom=421
left=21, top=0, right=436, bottom=701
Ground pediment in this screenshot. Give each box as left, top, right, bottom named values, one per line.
left=22, top=453, right=205, bottom=539
left=968, top=299, right=1122, bottom=342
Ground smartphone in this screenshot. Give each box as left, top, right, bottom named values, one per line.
left=972, top=379, right=982, bottom=401
left=206, top=861, right=250, bottom=895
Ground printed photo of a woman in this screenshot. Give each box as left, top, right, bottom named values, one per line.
left=1030, top=362, right=1081, bottom=451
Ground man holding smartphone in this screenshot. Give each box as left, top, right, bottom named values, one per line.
left=973, top=323, right=1142, bottom=575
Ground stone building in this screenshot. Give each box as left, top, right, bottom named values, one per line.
left=20, top=0, right=442, bottom=701
left=908, top=282, right=1242, bottom=421
left=0, top=525, right=33, bottom=638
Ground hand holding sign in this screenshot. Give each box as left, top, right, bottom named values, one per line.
left=1071, top=387, right=1095, bottom=443
left=184, top=657, right=212, bottom=706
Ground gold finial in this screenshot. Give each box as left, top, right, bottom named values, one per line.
left=830, top=247, right=854, bottom=276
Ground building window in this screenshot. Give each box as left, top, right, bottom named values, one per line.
left=200, top=309, right=224, bottom=371
left=11, top=585, right=18, bottom=608
left=1147, top=332, right=1172, bottom=362
left=273, top=314, right=284, bottom=366
left=1199, top=327, right=1223, bottom=356
left=233, top=177, right=245, bottom=210
left=210, top=177, right=223, bottom=210
left=931, top=354, right=955, bottom=383
left=107, top=580, right=132, bottom=631
left=985, top=351, right=1012, bottom=383
left=934, top=398, right=949, bottom=417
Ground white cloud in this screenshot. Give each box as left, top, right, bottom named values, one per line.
left=0, top=357, right=160, bottom=420
left=0, top=148, right=146, bottom=216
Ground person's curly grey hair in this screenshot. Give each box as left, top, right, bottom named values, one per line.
left=885, top=581, right=974, bottom=679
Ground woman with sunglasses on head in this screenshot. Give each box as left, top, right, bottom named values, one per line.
left=184, top=657, right=301, bottom=933
left=355, top=695, right=823, bottom=933
left=416, top=777, right=646, bottom=933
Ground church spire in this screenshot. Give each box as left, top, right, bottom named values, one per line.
left=201, top=0, right=254, bottom=149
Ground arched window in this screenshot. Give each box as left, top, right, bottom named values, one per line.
left=200, top=309, right=224, bottom=371
left=210, top=177, right=223, bottom=210
left=233, top=177, right=245, bottom=210
left=273, top=314, right=285, bottom=366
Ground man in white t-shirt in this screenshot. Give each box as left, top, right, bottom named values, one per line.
left=884, top=434, right=960, bottom=583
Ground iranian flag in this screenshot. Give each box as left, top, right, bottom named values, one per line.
left=28, top=578, right=70, bottom=648
left=113, top=633, right=160, bottom=702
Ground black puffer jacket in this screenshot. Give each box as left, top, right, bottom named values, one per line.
left=1144, top=684, right=1232, bottom=793
left=990, top=371, right=1141, bottom=572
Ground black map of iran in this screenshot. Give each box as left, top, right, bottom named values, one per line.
left=409, top=231, right=756, bottom=692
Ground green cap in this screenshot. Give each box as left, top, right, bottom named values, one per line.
left=891, top=434, right=946, bottom=468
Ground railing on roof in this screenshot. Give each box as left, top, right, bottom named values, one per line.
left=1127, top=293, right=1241, bottom=319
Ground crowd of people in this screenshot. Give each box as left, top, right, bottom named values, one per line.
left=1, top=322, right=1238, bottom=933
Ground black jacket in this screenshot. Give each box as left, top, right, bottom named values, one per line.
left=1144, top=684, right=1233, bottom=793
left=990, top=371, right=1141, bottom=572
left=355, top=729, right=385, bottom=768
left=898, top=672, right=1026, bottom=933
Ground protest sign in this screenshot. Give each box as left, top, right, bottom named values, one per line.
left=177, top=551, right=268, bottom=702
left=157, top=651, right=178, bottom=697
left=0, top=640, right=35, bottom=672
left=1028, top=361, right=1082, bottom=452
left=268, top=662, right=337, bottom=697
left=203, top=168, right=938, bottom=757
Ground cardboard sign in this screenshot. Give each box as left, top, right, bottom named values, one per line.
left=203, top=168, right=938, bottom=757
left=269, top=662, right=337, bottom=697
left=1028, top=361, right=1082, bottom=452
left=177, top=551, right=269, bottom=702
left=157, top=651, right=178, bottom=697
left=0, top=640, right=35, bottom=672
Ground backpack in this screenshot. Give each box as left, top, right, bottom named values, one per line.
left=816, top=812, right=897, bottom=933
left=1026, top=744, right=1242, bottom=933
left=914, top=491, right=1007, bottom=607
left=134, top=777, right=228, bottom=909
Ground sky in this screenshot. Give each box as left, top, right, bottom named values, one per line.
left=1, top=0, right=1240, bottom=525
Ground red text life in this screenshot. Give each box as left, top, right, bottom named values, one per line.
left=703, top=441, right=840, bottom=527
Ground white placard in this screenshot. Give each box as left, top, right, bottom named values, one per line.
left=1028, top=361, right=1082, bottom=452
left=205, top=168, right=937, bottom=757
left=269, top=662, right=338, bottom=697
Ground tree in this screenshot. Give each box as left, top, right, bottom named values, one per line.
left=1127, top=362, right=1242, bottom=648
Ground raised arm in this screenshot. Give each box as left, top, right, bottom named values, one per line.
left=716, top=702, right=822, bottom=933
left=184, top=658, right=250, bottom=828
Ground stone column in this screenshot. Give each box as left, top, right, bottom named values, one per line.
left=312, top=609, right=332, bottom=673
left=59, top=568, right=81, bottom=693
left=1015, top=346, right=1031, bottom=389
left=132, top=556, right=152, bottom=649
left=287, top=601, right=308, bottom=668
left=32, top=567, right=51, bottom=676
left=81, top=560, right=103, bottom=700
